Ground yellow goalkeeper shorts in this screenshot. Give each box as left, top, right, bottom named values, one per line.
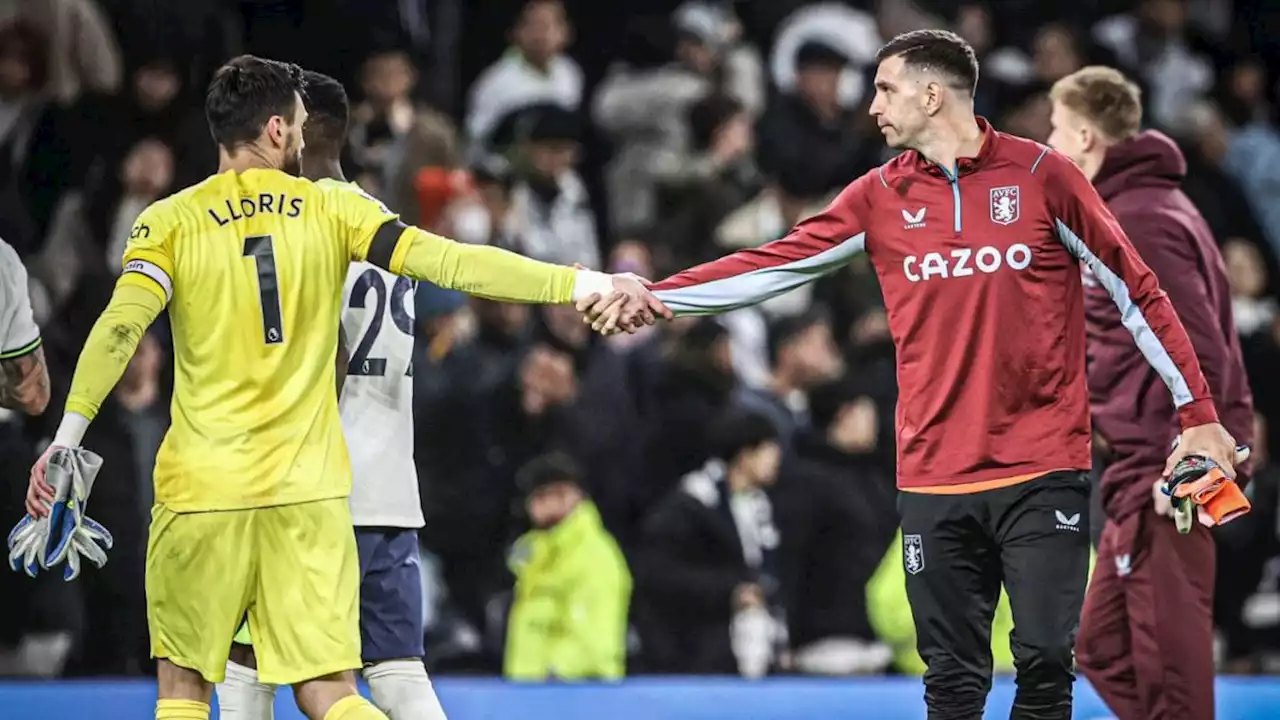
left=146, top=498, right=361, bottom=685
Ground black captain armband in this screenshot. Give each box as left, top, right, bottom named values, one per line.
left=367, top=219, right=410, bottom=271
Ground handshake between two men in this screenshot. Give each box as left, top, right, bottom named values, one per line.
left=574, top=271, right=673, bottom=335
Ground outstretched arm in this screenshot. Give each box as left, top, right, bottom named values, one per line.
left=579, top=173, right=875, bottom=332
left=368, top=220, right=593, bottom=304
left=330, top=184, right=669, bottom=330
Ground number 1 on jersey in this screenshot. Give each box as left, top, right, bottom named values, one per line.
left=243, top=234, right=284, bottom=345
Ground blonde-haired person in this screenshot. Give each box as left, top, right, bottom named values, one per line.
left=1048, top=65, right=1256, bottom=720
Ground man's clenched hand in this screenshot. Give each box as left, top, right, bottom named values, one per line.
left=26, top=443, right=61, bottom=518
left=1164, top=422, right=1238, bottom=480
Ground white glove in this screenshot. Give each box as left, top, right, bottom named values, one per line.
left=7, top=448, right=112, bottom=581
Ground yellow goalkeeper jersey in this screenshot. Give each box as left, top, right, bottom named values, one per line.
left=64, top=166, right=582, bottom=513
left=116, top=168, right=398, bottom=511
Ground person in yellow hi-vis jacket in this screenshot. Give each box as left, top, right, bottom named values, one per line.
left=505, top=453, right=632, bottom=681
left=868, top=530, right=1096, bottom=675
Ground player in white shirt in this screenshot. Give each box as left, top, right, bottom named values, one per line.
left=217, top=72, right=447, bottom=720
left=0, top=238, right=50, bottom=416
left=340, top=261, right=424, bottom=530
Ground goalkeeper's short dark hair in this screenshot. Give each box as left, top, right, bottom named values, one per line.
left=301, top=70, right=350, bottom=152
left=205, top=55, right=305, bottom=149
left=712, top=410, right=780, bottom=462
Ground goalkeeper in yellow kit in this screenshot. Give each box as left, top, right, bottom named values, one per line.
left=21, top=55, right=668, bottom=720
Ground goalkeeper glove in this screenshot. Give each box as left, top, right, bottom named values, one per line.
left=1163, top=445, right=1251, bottom=534
left=7, top=447, right=113, bottom=580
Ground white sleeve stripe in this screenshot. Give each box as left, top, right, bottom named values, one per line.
left=123, top=259, right=173, bottom=301
left=1053, top=219, right=1194, bottom=406
left=652, top=233, right=867, bottom=315
left=1030, top=145, right=1051, bottom=175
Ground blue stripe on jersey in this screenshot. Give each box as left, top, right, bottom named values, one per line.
left=949, top=180, right=961, bottom=233
left=939, top=165, right=962, bottom=233
left=1053, top=219, right=1193, bottom=407
left=653, top=233, right=868, bottom=315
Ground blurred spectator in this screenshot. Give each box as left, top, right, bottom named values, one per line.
left=634, top=411, right=785, bottom=676
left=349, top=48, right=425, bottom=198
left=500, top=104, right=599, bottom=268
left=674, top=2, right=764, bottom=118
left=0, top=19, right=76, bottom=253
left=997, top=83, right=1053, bottom=143
left=952, top=3, right=993, bottom=61
left=1175, top=122, right=1270, bottom=250
left=968, top=4, right=1037, bottom=95
left=504, top=453, right=631, bottom=681
left=103, top=139, right=173, bottom=271
left=648, top=92, right=759, bottom=271
left=522, top=304, right=641, bottom=540
left=691, top=2, right=757, bottom=117
left=34, top=137, right=172, bottom=315
left=447, top=157, right=516, bottom=247
left=1185, top=100, right=1280, bottom=259
left=100, top=0, right=241, bottom=93
left=5, top=0, right=122, bottom=104
left=774, top=378, right=895, bottom=675
left=1225, top=58, right=1272, bottom=125
left=1092, top=0, right=1216, bottom=133
left=1225, top=238, right=1278, bottom=338
left=1030, top=22, right=1085, bottom=85
left=735, top=310, right=843, bottom=448
left=593, top=1, right=761, bottom=236
left=768, top=3, right=881, bottom=110
left=89, top=56, right=211, bottom=190
left=757, top=40, right=877, bottom=200
left=466, top=0, right=582, bottom=155
left=715, top=162, right=832, bottom=256
left=386, top=110, right=464, bottom=228
left=639, top=319, right=738, bottom=509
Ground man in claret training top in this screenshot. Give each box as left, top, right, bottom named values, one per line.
left=579, top=30, right=1239, bottom=720
left=1049, top=65, right=1255, bottom=720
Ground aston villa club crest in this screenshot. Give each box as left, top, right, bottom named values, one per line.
left=990, top=186, right=1020, bottom=226
left=903, top=534, right=924, bottom=575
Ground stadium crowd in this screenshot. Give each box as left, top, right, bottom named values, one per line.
left=2, top=0, right=1280, bottom=683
